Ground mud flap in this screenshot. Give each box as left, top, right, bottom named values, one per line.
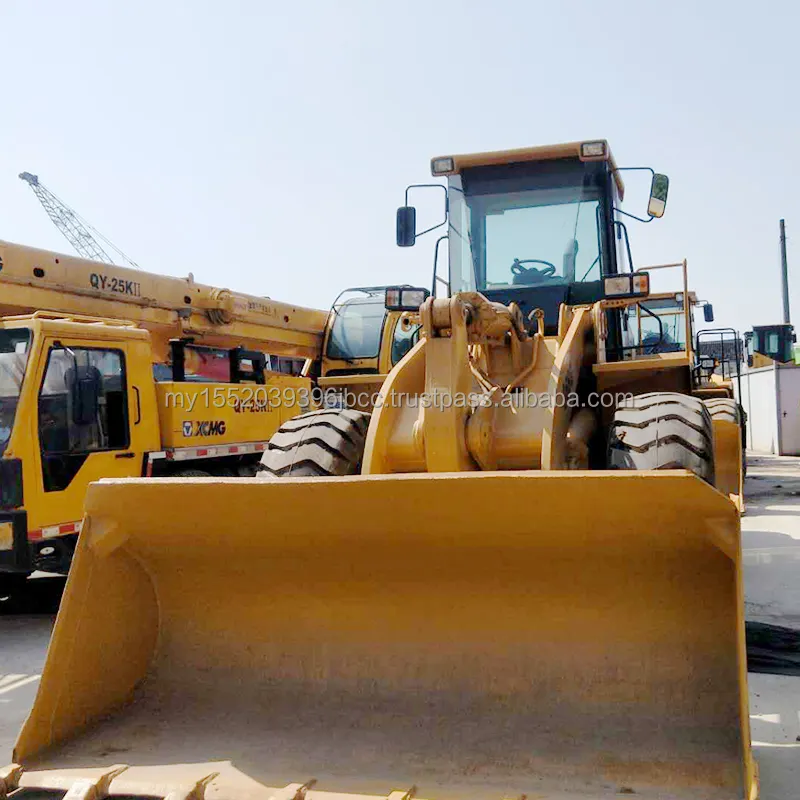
left=16, top=472, right=755, bottom=800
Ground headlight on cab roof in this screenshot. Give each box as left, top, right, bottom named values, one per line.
left=430, top=157, right=455, bottom=175
left=580, top=141, right=607, bottom=159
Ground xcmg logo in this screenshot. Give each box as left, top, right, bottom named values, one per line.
left=182, top=420, right=227, bottom=437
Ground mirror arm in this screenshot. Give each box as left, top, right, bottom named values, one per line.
left=612, top=166, right=656, bottom=178
left=416, top=219, right=447, bottom=239
left=611, top=167, right=665, bottom=222
left=402, top=184, right=448, bottom=242
left=614, top=206, right=654, bottom=224
left=404, top=183, right=447, bottom=208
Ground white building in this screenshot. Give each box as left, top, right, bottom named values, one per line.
left=736, top=362, right=800, bottom=455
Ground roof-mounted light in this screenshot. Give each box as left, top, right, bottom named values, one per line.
left=580, top=140, right=607, bottom=159
left=430, top=157, right=455, bottom=176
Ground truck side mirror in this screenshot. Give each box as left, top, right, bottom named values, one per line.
left=703, top=304, right=714, bottom=323
left=647, top=173, right=669, bottom=218
left=396, top=206, right=417, bottom=247
left=67, top=364, right=101, bottom=426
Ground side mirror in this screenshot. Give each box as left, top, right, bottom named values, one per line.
left=647, top=173, right=669, bottom=218
left=67, top=364, right=101, bottom=426
left=396, top=206, right=417, bottom=247
left=703, top=304, right=715, bottom=323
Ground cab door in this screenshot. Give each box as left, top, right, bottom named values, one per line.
left=28, top=334, right=155, bottom=531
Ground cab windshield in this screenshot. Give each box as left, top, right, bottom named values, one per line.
left=0, top=329, right=33, bottom=455
left=326, top=294, right=387, bottom=361
left=448, top=159, right=610, bottom=293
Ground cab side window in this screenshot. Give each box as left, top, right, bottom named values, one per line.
left=38, top=348, right=129, bottom=492
left=391, top=320, right=420, bottom=366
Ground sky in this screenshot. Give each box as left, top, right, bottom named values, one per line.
left=0, top=0, right=798, bottom=336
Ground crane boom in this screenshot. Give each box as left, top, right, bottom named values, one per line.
left=19, top=172, right=138, bottom=267
left=0, top=238, right=327, bottom=360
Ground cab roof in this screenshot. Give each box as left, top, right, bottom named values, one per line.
left=430, top=139, right=625, bottom=199
left=0, top=312, right=149, bottom=341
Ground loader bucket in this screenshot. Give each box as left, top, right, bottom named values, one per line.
left=16, top=473, right=756, bottom=800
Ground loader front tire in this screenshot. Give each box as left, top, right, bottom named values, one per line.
left=607, top=392, right=715, bottom=485
left=259, top=409, right=370, bottom=478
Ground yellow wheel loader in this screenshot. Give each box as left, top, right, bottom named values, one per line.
left=10, top=141, right=755, bottom=800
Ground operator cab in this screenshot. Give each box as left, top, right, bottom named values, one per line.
left=396, top=140, right=669, bottom=345
left=444, top=154, right=616, bottom=334
left=317, top=287, right=427, bottom=411
left=322, top=287, right=425, bottom=377
left=746, top=323, right=796, bottom=366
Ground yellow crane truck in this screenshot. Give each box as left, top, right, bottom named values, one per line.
left=8, top=141, right=754, bottom=800
left=0, top=242, right=423, bottom=589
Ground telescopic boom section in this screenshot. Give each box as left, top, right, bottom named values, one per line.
left=0, top=239, right=327, bottom=359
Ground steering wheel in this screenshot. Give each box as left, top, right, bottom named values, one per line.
left=510, top=258, right=557, bottom=283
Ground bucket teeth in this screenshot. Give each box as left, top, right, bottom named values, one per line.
left=0, top=764, right=23, bottom=800
left=5, top=766, right=223, bottom=800
left=270, top=780, right=317, bottom=800
left=387, top=786, right=417, bottom=800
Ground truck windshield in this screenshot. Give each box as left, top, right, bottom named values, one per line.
left=448, top=159, right=609, bottom=293
left=0, top=329, right=32, bottom=455
left=326, top=295, right=387, bottom=360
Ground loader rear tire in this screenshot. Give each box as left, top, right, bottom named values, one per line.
left=259, top=409, right=371, bottom=478
left=704, top=398, right=747, bottom=477
left=703, top=398, right=739, bottom=424
left=607, top=392, right=715, bottom=485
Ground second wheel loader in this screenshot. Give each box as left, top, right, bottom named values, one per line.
left=9, top=141, right=753, bottom=800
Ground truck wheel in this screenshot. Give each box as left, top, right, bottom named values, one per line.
left=704, top=398, right=747, bottom=477
left=173, top=469, right=212, bottom=477
left=0, top=573, right=30, bottom=602
left=259, top=409, right=371, bottom=477
left=607, top=392, right=715, bottom=485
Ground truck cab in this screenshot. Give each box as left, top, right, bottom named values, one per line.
left=0, top=312, right=311, bottom=587
left=0, top=314, right=160, bottom=585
